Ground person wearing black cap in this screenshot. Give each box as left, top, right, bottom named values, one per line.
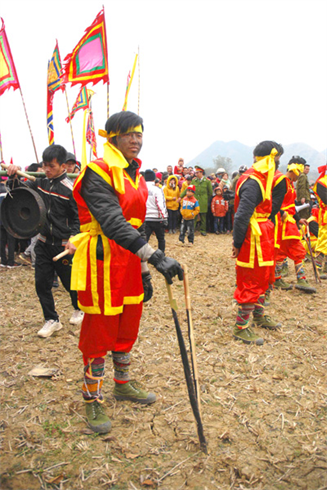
left=144, top=169, right=168, bottom=252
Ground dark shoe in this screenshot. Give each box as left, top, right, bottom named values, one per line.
left=253, top=314, right=281, bottom=330
left=233, top=326, right=264, bottom=345
left=274, top=278, right=293, bottom=290
left=215, top=231, right=219, bottom=235
left=7, top=262, right=22, bottom=269
left=85, top=401, right=112, bottom=434
left=295, top=278, right=316, bottom=294
left=201, top=232, right=207, bottom=236
left=113, top=380, right=156, bottom=404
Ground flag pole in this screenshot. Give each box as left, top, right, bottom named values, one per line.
left=19, top=88, right=39, bottom=163
left=102, top=4, right=109, bottom=119
left=138, top=45, right=140, bottom=115
left=64, top=87, right=76, bottom=157
left=0, top=130, right=4, bottom=162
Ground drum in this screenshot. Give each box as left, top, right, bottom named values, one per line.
left=1, top=187, right=46, bottom=239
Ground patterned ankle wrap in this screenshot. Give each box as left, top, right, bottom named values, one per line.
left=112, top=351, right=131, bottom=384
left=82, top=357, right=105, bottom=402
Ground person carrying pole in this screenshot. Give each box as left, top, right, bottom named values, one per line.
left=67, top=111, right=183, bottom=434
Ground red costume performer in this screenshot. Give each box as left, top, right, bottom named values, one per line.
left=69, top=112, right=183, bottom=434
left=274, top=161, right=316, bottom=293
left=232, top=142, right=283, bottom=345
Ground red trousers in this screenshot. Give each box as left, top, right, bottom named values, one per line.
left=276, top=239, right=306, bottom=264
left=234, top=255, right=272, bottom=304
left=78, top=261, right=143, bottom=359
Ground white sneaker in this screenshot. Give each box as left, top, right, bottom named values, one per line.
left=37, top=319, right=63, bottom=338
left=69, top=310, right=84, bottom=325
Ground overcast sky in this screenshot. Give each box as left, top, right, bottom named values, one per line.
left=1, top=0, right=326, bottom=171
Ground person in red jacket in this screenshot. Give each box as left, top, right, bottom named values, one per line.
left=69, top=111, right=183, bottom=434
left=274, top=159, right=316, bottom=293
left=211, top=187, right=228, bottom=234
left=232, top=141, right=284, bottom=345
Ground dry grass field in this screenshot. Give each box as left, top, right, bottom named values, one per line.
left=1, top=233, right=326, bottom=490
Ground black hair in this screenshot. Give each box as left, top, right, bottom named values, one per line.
left=105, top=111, right=144, bottom=145
left=288, top=155, right=307, bottom=165
left=253, top=141, right=284, bottom=157
left=28, top=163, right=43, bottom=172
left=42, top=145, right=68, bottom=165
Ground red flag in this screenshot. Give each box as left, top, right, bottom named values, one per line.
left=0, top=18, right=20, bottom=96
left=62, top=9, right=109, bottom=88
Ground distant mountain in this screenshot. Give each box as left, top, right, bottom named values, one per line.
left=187, top=141, right=326, bottom=181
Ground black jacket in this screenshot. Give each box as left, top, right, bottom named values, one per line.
left=80, top=161, right=147, bottom=258
left=13, top=173, right=80, bottom=244
left=233, top=179, right=262, bottom=249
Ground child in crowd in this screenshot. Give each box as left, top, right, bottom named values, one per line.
left=179, top=185, right=200, bottom=245
left=211, top=187, right=228, bottom=234
left=163, top=175, right=180, bottom=234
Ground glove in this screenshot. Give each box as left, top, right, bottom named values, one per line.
left=142, top=271, right=153, bottom=302
left=148, top=249, right=184, bottom=285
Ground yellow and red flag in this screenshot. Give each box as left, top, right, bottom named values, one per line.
left=122, top=54, right=138, bottom=111
left=62, top=9, right=109, bottom=88
left=47, top=41, right=64, bottom=145
left=86, top=110, right=97, bottom=158
left=65, top=88, right=94, bottom=122
left=0, top=18, right=20, bottom=96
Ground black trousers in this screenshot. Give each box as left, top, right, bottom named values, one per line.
left=0, top=225, right=15, bottom=266
left=179, top=219, right=195, bottom=243
left=35, top=240, right=78, bottom=321
left=145, top=220, right=166, bottom=252
left=167, top=209, right=179, bottom=231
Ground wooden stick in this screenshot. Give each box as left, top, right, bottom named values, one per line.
left=53, top=249, right=70, bottom=262
left=1, top=163, right=36, bottom=181
left=19, top=88, right=39, bottom=163
left=165, top=281, right=207, bottom=453
left=183, top=264, right=202, bottom=417
left=304, top=225, right=321, bottom=284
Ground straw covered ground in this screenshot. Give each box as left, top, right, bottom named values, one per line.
left=0, top=233, right=327, bottom=490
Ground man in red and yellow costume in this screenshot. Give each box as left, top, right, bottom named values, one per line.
left=313, top=163, right=327, bottom=279
left=274, top=158, right=316, bottom=293
left=232, top=141, right=284, bottom=345
left=68, top=111, right=183, bottom=433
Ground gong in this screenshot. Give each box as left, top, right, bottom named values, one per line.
left=1, top=187, right=46, bottom=239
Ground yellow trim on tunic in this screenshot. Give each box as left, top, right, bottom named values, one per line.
left=71, top=218, right=143, bottom=316
left=281, top=212, right=301, bottom=240
left=236, top=213, right=274, bottom=268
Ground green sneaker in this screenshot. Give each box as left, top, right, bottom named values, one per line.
left=263, top=290, right=271, bottom=306
left=233, top=326, right=264, bottom=345
left=85, top=401, right=112, bottom=434
left=253, top=314, right=282, bottom=330
left=280, top=263, right=289, bottom=277
left=113, top=380, right=156, bottom=405
left=295, top=278, right=316, bottom=294
left=274, top=278, right=293, bottom=290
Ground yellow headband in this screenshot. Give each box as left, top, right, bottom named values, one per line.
left=98, top=125, right=143, bottom=139
left=253, top=148, right=278, bottom=201
left=287, top=163, right=304, bottom=176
